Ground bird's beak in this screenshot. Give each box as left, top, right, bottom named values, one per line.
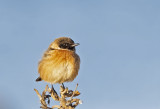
left=71, top=43, right=80, bottom=47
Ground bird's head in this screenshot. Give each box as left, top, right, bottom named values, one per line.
left=49, top=37, right=79, bottom=51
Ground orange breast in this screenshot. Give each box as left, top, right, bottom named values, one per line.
left=38, top=50, right=80, bottom=84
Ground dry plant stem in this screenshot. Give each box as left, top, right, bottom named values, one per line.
left=35, top=84, right=81, bottom=109
left=70, top=84, right=78, bottom=101
left=52, top=105, right=60, bottom=109
left=34, top=88, right=50, bottom=109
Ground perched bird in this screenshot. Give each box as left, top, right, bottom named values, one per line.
left=36, top=37, right=80, bottom=84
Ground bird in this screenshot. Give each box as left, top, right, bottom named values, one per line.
left=36, top=37, right=80, bottom=85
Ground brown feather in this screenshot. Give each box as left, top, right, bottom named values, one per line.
left=38, top=49, right=80, bottom=84
left=36, top=77, right=42, bottom=82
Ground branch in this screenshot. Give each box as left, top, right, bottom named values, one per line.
left=34, top=84, right=82, bottom=109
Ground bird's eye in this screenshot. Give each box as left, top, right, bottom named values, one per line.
left=64, top=43, right=68, bottom=46
left=59, top=43, right=69, bottom=49
left=63, top=43, right=69, bottom=47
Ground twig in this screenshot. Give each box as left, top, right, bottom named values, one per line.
left=34, top=84, right=82, bottom=109
left=70, top=84, right=78, bottom=101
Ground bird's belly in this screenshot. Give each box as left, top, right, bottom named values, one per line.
left=50, top=63, right=75, bottom=83
left=38, top=50, right=80, bottom=84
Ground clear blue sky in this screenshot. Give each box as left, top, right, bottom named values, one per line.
left=0, top=0, right=160, bottom=109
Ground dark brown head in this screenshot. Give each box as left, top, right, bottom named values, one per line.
left=49, top=37, right=79, bottom=51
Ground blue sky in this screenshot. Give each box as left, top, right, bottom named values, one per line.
left=0, top=0, right=160, bottom=109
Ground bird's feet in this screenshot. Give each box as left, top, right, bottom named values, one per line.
left=51, top=84, right=55, bottom=92
left=61, top=83, right=65, bottom=89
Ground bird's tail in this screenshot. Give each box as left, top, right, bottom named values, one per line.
left=36, top=77, right=42, bottom=82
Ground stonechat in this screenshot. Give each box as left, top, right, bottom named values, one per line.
left=36, top=37, right=80, bottom=84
